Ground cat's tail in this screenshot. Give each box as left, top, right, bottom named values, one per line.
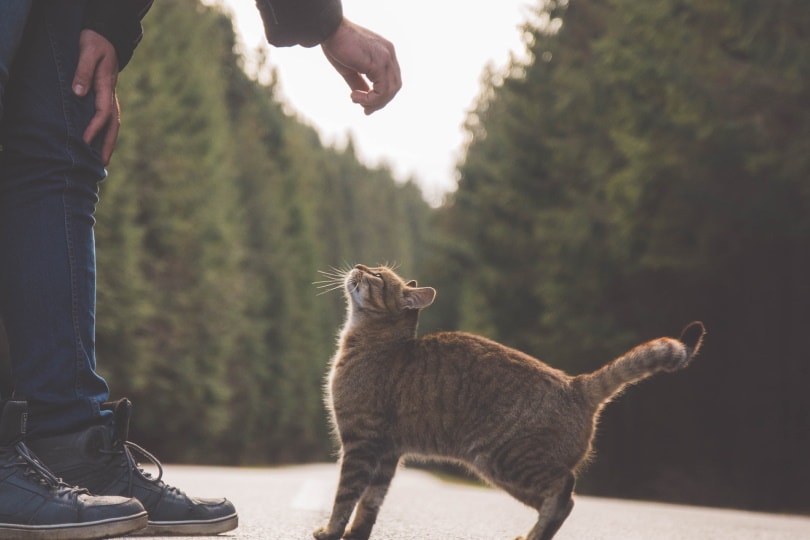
left=574, top=321, right=706, bottom=410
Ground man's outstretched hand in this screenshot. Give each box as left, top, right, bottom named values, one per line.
left=321, top=19, right=401, bottom=115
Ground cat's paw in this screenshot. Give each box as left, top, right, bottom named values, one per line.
left=343, top=527, right=372, bottom=540
left=313, top=526, right=342, bottom=540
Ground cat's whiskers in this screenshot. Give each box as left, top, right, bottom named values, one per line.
left=315, top=274, right=344, bottom=283
left=313, top=278, right=341, bottom=286
left=314, top=267, right=353, bottom=296
left=315, top=285, right=345, bottom=296
left=314, top=282, right=342, bottom=289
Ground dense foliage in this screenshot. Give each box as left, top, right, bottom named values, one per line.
left=92, top=1, right=431, bottom=464
left=427, top=0, right=810, bottom=513
left=1, top=0, right=807, bottom=514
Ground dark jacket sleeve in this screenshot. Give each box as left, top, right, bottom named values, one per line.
left=256, top=0, right=343, bottom=48
left=82, top=0, right=154, bottom=71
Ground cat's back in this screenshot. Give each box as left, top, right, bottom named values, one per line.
left=330, top=330, right=571, bottom=400
left=416, top=331, right=571, bottom=386
left=379, top=331, right=579, bottom=459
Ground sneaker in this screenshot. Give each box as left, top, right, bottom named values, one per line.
left=26, top=399, right=238, bottom=536
left=0, top=401, right=148, bottom=540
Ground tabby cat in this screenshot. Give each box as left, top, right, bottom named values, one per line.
left=314, top=264, right=705, bottom=540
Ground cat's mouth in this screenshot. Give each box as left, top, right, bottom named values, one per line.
left=346, top=268, right=363, bottom=295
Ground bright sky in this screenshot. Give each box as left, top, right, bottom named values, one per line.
left=203, top=0, right=535, bottom=205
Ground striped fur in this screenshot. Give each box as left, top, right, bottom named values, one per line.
left=314, top=265, right=705, bottom=540
left=574, top=320, right=705, bottom=411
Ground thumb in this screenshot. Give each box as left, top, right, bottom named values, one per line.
left=72, top=48, right=98, bottom=96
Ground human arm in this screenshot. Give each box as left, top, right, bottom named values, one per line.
left=256, top=0, right=401, bottom=115
left=75, top=0, right=152, bottom=164
left=82, top=0, right=153, bottom=71
left=84, top=0, right=152, bottom=71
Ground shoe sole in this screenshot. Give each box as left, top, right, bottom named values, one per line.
left=0, top=511, right=147, bottom=540
left=133, top=513, right=238, bottom=536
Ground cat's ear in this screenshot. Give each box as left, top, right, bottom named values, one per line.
left=403, top=287, right=436, bottom=310
left=406, top=280, right=417, bottom=287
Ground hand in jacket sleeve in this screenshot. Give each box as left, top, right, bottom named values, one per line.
left=257, top=0, right=401, bottom=114
left=78, top=0, right=152, bottom=164
left=321, top=19, right=401, bottom=115
left=82, top=0, right=152, bottom=71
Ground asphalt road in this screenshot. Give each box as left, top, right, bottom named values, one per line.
left=119, top=463, right=810, bottom=540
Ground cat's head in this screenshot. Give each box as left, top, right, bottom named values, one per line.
left=345, top=264, right=436, bottom=325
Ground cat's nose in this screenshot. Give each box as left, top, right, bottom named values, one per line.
left=355, top=264, right=370, bottom=272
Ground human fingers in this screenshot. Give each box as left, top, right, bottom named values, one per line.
left=98, top=94, right=121, bottom=165
left=73, top=32, right=99, bottom=97
left=322, top=19, right=402, bottom=114
left=323, top=48, right=370, bottom=94
left=76, top=30, right=120, bottom=161
left=351, top=42, right=401, bottom=115
left=356, top=28, right=401, bottom=115
left=81, top=71, right=116, bottom=149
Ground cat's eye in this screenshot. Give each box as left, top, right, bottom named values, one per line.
left=373, top=273, right=383, bottom=279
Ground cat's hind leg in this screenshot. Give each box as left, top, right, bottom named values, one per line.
left=485, top=432, right=577, bottom=540
left=314, top=443, right=383, bottom=540
left=343, top=452, right=401, bottom=540
left=497, top=469, right=575, bottom=540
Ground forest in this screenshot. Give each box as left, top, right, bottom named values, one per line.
left=1, top=0, right=808, bottom=514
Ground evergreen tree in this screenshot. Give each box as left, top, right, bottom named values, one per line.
left=435, top=0, right=810, bottom=511
left=93, top=0, right=434, bottom=464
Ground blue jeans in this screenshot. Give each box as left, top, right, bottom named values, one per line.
left=0, top=0, right=111, bottom=437
left=0, top=0, right=32, bottom=121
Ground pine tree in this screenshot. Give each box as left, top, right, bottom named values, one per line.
left=434, top=0, right=810, bottom=511
left=94, top=0, right=435, bottom=464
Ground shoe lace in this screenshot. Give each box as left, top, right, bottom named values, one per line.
left=101, top=440, right=174, bottom=497
left=5, top=441, right=83, bottom=495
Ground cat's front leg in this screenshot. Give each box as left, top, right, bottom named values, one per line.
left=313, top=446, right=380, bottom=540
left=343, top=452, right=401, bottom=540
